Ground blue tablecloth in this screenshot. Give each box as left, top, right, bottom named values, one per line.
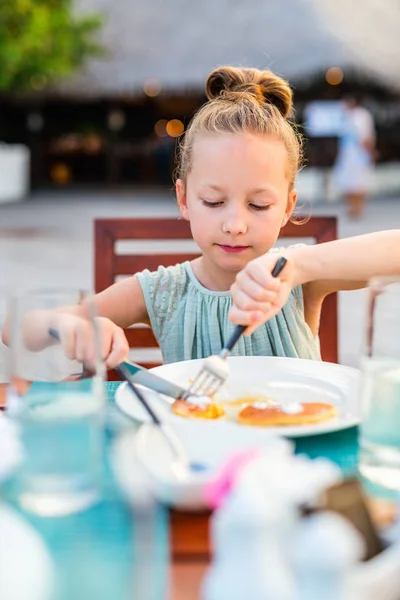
left=2, top=381, right=360, bottom=600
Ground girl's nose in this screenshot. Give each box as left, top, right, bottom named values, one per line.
left=222, top=207, right=248, bottom=235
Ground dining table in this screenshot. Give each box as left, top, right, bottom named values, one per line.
left=0, top=380, right=361, bottom=600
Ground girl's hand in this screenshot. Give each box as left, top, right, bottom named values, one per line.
left=229, top=254, right=294, bottom=334
left=51, top=313, right=129, bottom=369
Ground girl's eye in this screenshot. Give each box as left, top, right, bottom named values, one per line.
left=250, top=204, right=270, bottom=211
left=202, top=200, right=223, bottom=207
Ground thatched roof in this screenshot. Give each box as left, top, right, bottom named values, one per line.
left=67, top=0, right=400, bottom=94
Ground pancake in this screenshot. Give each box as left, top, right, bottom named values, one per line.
left=237, top=401, right=337, bottom=426
left=221, top=395, right=277, bottom=419
left=171, top=399, right=225, bottom=420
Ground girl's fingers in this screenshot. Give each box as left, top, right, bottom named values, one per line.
left=231, top=279, right=279, bottom=308
left=106, top=328, right=130, bottom=369
left=99, top=329, right=113, bottom=364
left=75, top=321, right=95, bottom=364
left=60, top=326, right=78, bottom=361
left=231, top=286, right=273, bottom=313
left=228, top=306, right=265, bottom=326
left=76, top=319, right=113, bottom=369
left=229, top=303, right=281, bottom=334
left=55, top=316, right=129, bottom=371
left=242, top=323, right=259, bottom=336
left=241, top=260, right=283, bottom=289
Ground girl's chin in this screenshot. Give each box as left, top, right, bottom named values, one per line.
left=215, top=256, right=250, bottom=271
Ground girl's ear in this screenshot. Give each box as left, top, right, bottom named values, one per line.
left=176, top=179, right=189, bottom=220
left=281, top=189, right=298, bottom=227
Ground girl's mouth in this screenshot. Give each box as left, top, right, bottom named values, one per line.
left=218, top=245, right=250, bottom=253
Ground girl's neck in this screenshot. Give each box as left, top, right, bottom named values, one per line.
left=190, top=256, right=237, bottom=292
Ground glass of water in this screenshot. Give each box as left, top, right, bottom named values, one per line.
left=5, top=289, right=106, bottom=516
left=359, top=276, right=400, bottom=490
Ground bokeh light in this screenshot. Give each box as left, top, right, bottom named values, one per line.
left=26, top=112, right=44, bottom=132
left=108, top=110, right=126, bottom=131
left=154, top=119, right=168, bottom=137
left=325, top=67, right=344, bottom=86
left=143, top=79, right=161, bottom=97
left=166, top=119, right=184, bottom=137
left=50, top=163, right=72, bottom=185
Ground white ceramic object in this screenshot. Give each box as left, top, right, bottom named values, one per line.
left=0, top=504, right=53, bottom=600
left=113, top=419, right=291, bottom=510
left=0, top=413, right=22, bottom=481
left=0, top=144, right=30, bottom=203
left=115, top=356, right=360, bottom=438
left=347, top=541, right=400, bottom=600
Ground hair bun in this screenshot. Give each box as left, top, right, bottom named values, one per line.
left=206, top=66, right=293, bottom=118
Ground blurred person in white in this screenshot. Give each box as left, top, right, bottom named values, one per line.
left=332, top=95, right=376, bottom=218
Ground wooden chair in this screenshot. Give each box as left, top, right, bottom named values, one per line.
left=94, top=216, right=338, bottom=372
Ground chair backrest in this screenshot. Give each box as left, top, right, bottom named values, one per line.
left=94, top=217, right=338, bottom=366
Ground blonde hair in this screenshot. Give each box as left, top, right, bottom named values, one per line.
left=177, top=66, right=303, bottom=189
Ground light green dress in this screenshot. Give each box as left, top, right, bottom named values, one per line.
left=136, top=261, right=320, bottom=364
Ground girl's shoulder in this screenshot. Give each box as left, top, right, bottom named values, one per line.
left=136, top=261, right=190, bottom=292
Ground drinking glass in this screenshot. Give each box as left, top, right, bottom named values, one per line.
left=359, top=276, right=400, bottom=490
left=5, top=288, right=106, bottom=516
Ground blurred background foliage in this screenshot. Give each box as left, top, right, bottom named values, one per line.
left=0, top=0, right=104, bottom=93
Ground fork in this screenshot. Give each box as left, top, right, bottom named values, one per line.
left=187, top=256, right=287, bottom=397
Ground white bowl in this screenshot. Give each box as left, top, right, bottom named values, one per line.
left=115, top=419, right=291, bottom=511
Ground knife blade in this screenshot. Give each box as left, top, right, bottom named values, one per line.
left=119, top=361, right=187, bottom=402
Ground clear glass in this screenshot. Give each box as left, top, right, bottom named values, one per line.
left=5, top=289, right=106, bottom=516
left=359, top=277, right=400, bottom=490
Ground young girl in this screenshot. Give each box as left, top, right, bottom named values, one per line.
left=3, top=66, right=400, bottom=366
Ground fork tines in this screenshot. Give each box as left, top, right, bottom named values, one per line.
left=187, top=368, right=226, bottom=397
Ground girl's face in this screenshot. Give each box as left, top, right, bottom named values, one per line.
left=176, top=132, right=297, bottom=274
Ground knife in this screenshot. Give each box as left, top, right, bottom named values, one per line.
left=48, top=328, right=187, bottom=401
left=117, top=360, right=187, bottom=402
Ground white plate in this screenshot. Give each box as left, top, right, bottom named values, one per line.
left=112, top=419, right=291, bottom=510
left=115, top=356, right=360, bottom=438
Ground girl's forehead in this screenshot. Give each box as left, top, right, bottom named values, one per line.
left=190, top=132, right=289, bottom=185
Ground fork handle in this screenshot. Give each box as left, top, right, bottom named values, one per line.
left=48, top=327, right=60, bottom=341
left=223, top=325, right=247, bottom=353
left=271, top=256, right=288, bottom=279
left=224, top=256, right=288, bottom=353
